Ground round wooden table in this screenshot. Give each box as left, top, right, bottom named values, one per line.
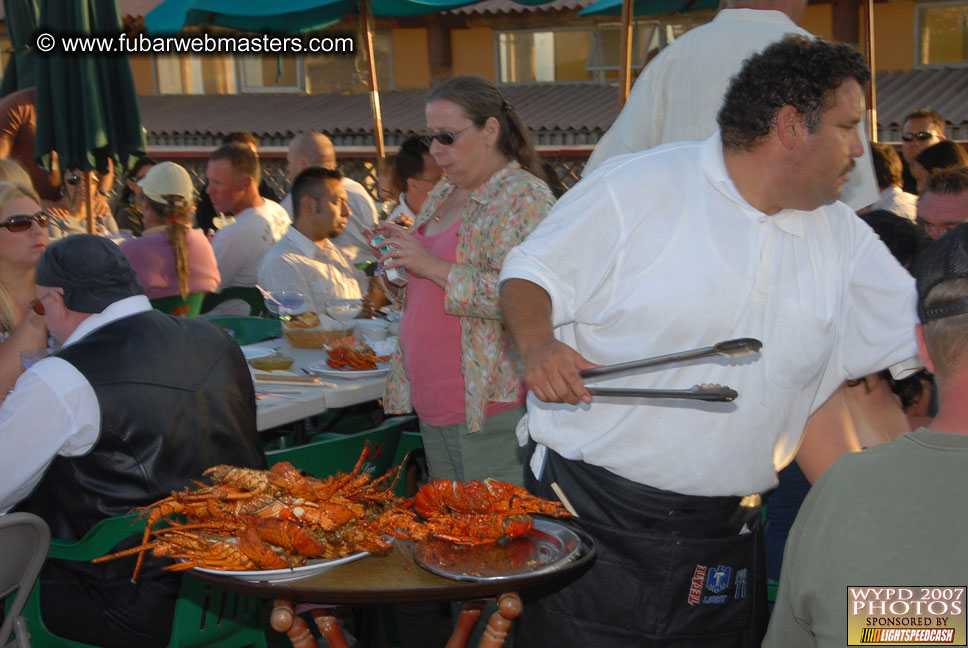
left=191, top=528, right=596, bottom=648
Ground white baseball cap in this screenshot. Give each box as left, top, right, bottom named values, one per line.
left=138, top=161, right=194, bottom=205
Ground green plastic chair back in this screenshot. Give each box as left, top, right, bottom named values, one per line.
left=202, top=287, right=273, bottom=318
left=18, top=514, right=268, bottom=648
left=266, top=416, right=415, bottom=481
left=206, top=317, right=281, bottom=346
left=150, top=292, right=205, bottom=317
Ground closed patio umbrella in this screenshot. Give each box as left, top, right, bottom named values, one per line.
left=0, top=0, right=39, bottom=96
left=32, top=0, right=147, bottom=232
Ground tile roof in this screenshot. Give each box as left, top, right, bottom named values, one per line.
left=447, top=0, right=598, bottom=15
left=874, top=67, right=968, bottom=136
left=140, top=83, right=618, bottom=146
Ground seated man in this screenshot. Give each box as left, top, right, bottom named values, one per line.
left=917, top=166, right=968, bottom=240
left=0, top=235, right=265, bottom=648
left=388, top=135, right=443, bottom=226
left=282, top=131, right=379, bottom=262
left=259, top=167, right=384, bottom=313
left=207, top=142, right=289, bottom=313
left=764, top=224, right=968, bottom=647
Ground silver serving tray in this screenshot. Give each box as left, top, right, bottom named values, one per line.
left=413, top=518, right=582, bottom=583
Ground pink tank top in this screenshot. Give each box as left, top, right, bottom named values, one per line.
left=399, top=220, right=522, bottom=426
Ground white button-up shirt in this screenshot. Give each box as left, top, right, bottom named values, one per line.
left=501, top=135, right=919, bottom=497
left=0, top=296, right=152, bottom=513
left=258, top=226, right=365, bottom=314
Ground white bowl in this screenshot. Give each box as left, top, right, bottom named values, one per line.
left=354, top=319, right=390, bottom=341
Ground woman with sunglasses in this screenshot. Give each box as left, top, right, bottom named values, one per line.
left=369, top=75, right=555, bottom=487
left=119, top=162, right=220, bottom=301
left=0, top=181, right=49, bottom=396
left=112, top=156, right=157, bottom=237
left=46, top=168, right=119, bottom=239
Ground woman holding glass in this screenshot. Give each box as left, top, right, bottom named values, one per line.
left=0, top=181, right=49, bottom=396
left=370, top=75, right=555, bottom=485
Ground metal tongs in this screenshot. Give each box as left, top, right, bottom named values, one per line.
left=580, top=338, right=762, bottom=403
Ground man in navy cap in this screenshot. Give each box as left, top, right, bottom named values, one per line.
left=0, top=234, right=265, bottom=647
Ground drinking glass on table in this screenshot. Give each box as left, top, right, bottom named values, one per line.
left=326, top=299, right=363, bottom=322
left=262, top=289, right=306, bottom=321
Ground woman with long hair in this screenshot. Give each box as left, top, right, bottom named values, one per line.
left=368, top=75, right=555, bottom=486
left=0, top=181, right=49, bottom=396
left=119, top=162, right=219, bottom=300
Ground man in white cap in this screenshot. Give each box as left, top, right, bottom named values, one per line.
left=0, top=234, right=264, bottom=647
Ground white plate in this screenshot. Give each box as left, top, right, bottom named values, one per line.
left=240, top=345, right=275, bottom=360
left=305, top=361, right=389, bottom=380
left=191, top=552, right=369, bottom=583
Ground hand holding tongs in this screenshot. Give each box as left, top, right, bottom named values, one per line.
left=580, top=338, right=762, bottom=403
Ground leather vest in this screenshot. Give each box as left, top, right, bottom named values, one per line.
left=22, top=310, right=266, bottom=541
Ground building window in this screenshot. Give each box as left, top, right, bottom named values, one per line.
left=497, top=21, right=700, bottom=84
left=498, top=29, right=594, bottom=83
left=916, top=1, right=968, bottom=66
left=155, top=55, right=236, bottom=94
left=239, top=56, right=304, bottom=93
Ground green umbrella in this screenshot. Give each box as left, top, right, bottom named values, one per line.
left=0, top=0, right=39, bottom=96
left=33, top=0, right=147, bottom=232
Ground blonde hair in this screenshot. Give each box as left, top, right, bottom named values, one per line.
left=144, top=196, right=194, bottom=299
left=0, top=159, right=33, bottom=188
left=922, top=278, right=968, bottom=378
left=0, top=181, right=43, bottom=333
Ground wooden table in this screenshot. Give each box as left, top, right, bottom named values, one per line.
left=192, top=531, right=596, bottom=648
left=245, top=339, right=387, bottom=432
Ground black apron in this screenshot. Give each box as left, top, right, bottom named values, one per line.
left=514, top=445, right=768, bottom=648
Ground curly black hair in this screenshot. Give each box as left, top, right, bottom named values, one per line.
left=717, top=35, right=870, bottom=152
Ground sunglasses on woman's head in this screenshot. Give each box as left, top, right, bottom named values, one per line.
left=901, top=131, right=935, bottom=142
left=2, top=211, right=49, bottom=232
left=420, top=124, right=474, bottom=147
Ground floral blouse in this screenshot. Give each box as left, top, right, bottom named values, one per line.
left=384, top=160, right=555, bottom=433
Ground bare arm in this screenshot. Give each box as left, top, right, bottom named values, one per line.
left=0, top=134, right=12, bottom=158
left=500, top=278, right=596, bottom=405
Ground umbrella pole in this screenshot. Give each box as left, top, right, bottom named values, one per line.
left=84, top=171, right=95, bottom=234
left=360, top=0, right=386, bottom=161
left=864, top=0, right=877, bottom=142
left=617, top=0, right=634, bottom=110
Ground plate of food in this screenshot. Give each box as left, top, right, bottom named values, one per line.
left=191, top=551, right=369, bottom=583
left=306, top=361, right=389, bottom=380
left=305, top=336, right=391, bottom=378
left=413, top=518, right=583, bottom=583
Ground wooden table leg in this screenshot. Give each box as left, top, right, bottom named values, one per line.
left=311, top=608, right=352, bottom=648
left=445, top=600, right=485, bottom=648
left=270, top=599, right=316, bottom=648
left=478, top=592, right=522, bottom=648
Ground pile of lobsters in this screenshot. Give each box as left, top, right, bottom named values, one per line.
left=95, top=444, right=571, bottom=577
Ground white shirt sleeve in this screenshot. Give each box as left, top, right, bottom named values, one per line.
left=0, top=357, right=99, bottom=514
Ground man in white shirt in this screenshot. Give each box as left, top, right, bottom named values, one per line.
left=0, top=235, right=263, bottom=647
left=260, top=167, right=383, bottom=313
left=583, top=0, right=879, bottom=211
left=207, top=143, right=289, bottom=291
left=500, top=37, right=918, bottom=648
left=388, top=135, right=443, bottom=226
left=281, top=131, right=379, bottom=263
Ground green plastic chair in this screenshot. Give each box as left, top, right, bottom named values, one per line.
left=266, top=416, right=415, bottom=481
left=150, top=292, right=205, bottom=318
left=201, top=287, right=273, bottom=318
left=17, top=514, right=268, bottom=648
left=206, top=317, right=281, bottom=346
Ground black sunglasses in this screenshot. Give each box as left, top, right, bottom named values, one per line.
left=2, top=211, right=49, bottom=232
left=901, top=131, right=935, bottom=142
left=420, top=124, right=474, bottom=147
